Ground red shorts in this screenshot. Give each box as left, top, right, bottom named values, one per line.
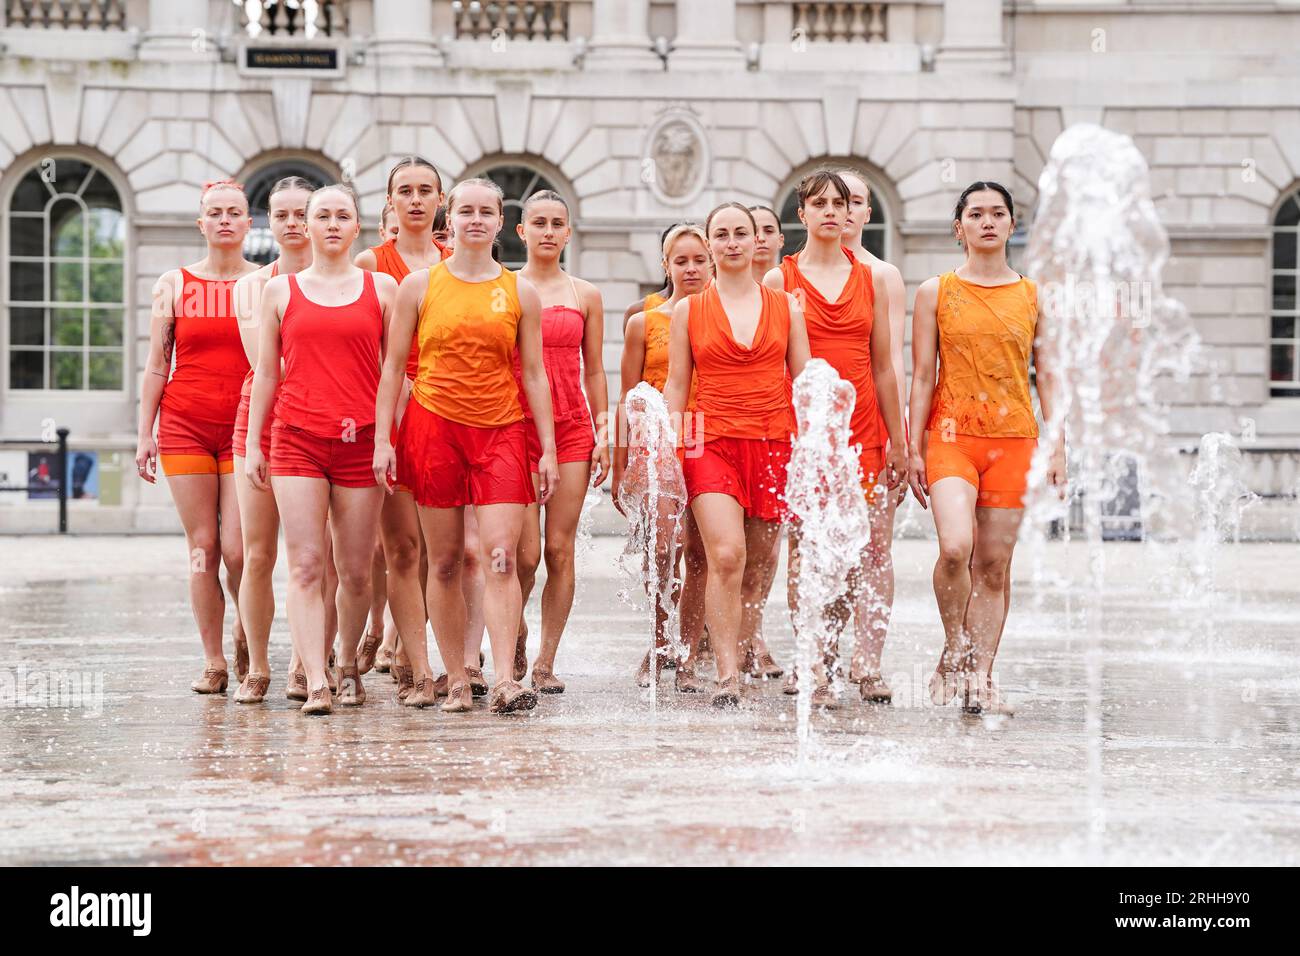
left=269, top=423, right=377, bottom=488
left=858, top=444, right=886, bottom=505
left=525, top=414, right=596, bottom=473
left=684, top=436, right=790, bottom=522
left=157, top=407, right=235, bottom=476
left=232, top=382, right=274, bottom=460
left=925, top=430, right=1036, bottom=509
left=397, top=400, right=534, bottom=508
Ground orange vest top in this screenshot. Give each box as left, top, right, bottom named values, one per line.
left=369, top=236, right=445, bottom=381
left=687, top=284, right=794, bottom=442
left=641, top=304, right=698, bottom=408
left=412, top=261, right=524, bottom=428
left=927, top=271, right=1038, bottom=438
left=780, top=248, right=881, bottom=450
left=644, top=291, right=667, bottom=314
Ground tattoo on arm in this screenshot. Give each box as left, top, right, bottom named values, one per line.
left=161, top=319, right=176, bottom=366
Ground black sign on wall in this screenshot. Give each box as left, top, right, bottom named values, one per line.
left=244, top=47, right=339, bottom=71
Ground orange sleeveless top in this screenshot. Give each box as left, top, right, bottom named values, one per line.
left=780, top=248, right=880, bottom=450
left=411, top=262, right=524, bottom=428
left=641, top=305, right=697, bottom=407
left=687, top=284, right=794, bottom=442
left=644, top=291, right=667, bottom=314
left=368, top=236, right=445, bottom=381
left=926, top=271, right=1038, bottom=438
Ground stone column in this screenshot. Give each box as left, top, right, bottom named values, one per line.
left=936, top=0, right=1007, bottom=71
left=586, top=0, right=660, bottom=69
left=668, top=0, right=745, bottom=71
left=138, top=0, right=216, bottom=61
left=369, top=0, right=443, bottom=67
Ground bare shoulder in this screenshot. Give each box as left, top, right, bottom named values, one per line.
left=625, top=312, right=646, bottom=340
left=153, top=268, right=183, bottom=299
left=354, top=248, right=377, bottom=270
left=372, top=270, right=399, bottom=294
left=762, top=265, right=785, bottom=290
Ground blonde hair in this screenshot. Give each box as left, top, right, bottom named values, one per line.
left=307, top=182, right=360, bottom=216
left=199, top=178, right=247, bottom=214
left=446, top=177, right=505, bottom=216
left=661, top=222, right=709, bottom=263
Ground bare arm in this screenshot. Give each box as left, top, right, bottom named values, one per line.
left=1032, top=300, right=1068, bottom=493
left=244, top=276, right=288, bottom=491
left=353, top=248, right=378, bottom=271
left=663, top=299, right=694, bottom=444
left=869, top=268, right=905, bottom=454
left=906, top=277, right=940, bottom=506
left=517, top=275, right=559, bottom=503
left=578, top=279, right=610, bottom=485
left=613, top=312, right=648, bottom=504
left=879, top=261, right=907, bottom=435
left=372, top=270, right=424, bottom=490
left=233, top=268, right=268, bottom=368
left=762, top=266, right=785, bottom=293
left=785, top=293, right=811, bottom=380
left=135, top=270, right=179, bottom=483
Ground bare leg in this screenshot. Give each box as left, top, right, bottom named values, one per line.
left=327, top=485, right=383, bottom=682
left=474, top=503, right=528, bottom=688
left=165, top=473, right=226, bottom=670
left=217, top=473, right=246, bottom=662
left=852, top=490, right=896, bottom=680
left=690, top=493, right=749, bottom=685
left=273, top=476, right=332, bottom=694
left=233, top=457, right=278, bottom=678
left=533, top=461, right=592, bottom=679
left=419, top=506, right=471, bottom=691
left=381, top=490, right=430, bottom=680
left=966, top=507, right=1024, bottom=678
left=928, top=477, right=979, bottom=703
left=462, top=508, right=487, bottom=667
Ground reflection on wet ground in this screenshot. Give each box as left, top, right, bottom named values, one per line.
left=1, top=535, right=1296, bottom=865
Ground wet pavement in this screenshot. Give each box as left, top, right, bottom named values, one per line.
left=1, top=533, right=1297, bottom=866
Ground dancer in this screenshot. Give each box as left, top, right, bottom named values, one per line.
left=665, top=203, right=811, bottom=707
left=908, top=182, right=1065, bottom=716
left=374, top=177, right=559, bottom=714
left=837, top=166, right=908, bottom=699
left=246, top=183, right=395, bottom=714
left=615, top=223, right=710, bottom=692
left=432, top=205, right=451, bottom=248
left=136, top=180, right=257, bottom=695
left=354, top=157, right=445, bottom=697
left=379, top=203, right=399, bottom=243
left=766, top=170, right=907, bottom=708
left=513, top=190, right=609, bottom=694
left=230, top=175, right=314, bottom=703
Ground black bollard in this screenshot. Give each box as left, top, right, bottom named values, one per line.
left=56, top=427, right=69, bottom=534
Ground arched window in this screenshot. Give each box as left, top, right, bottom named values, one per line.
left=777, top=169, right=891, bottom=262
left=476, top=164, right=566, bottom=270
left=242, top=159, right=332, bottom=264
left=6, top=158, right=126, bottom=391
left=1271, top=188, right=1299, bottom=397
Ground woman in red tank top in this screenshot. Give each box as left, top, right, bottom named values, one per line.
left=665, top=202, right=812, bottom=708
left=511, top=189, right=609, bottom=695
left=229, top=177, right=314, bottom=703
left=763, top=170, right=907, bottom=709
left=353, top=158, right=446, bottom=699
left=136, top=180, right=258, bottom=696
left=245, top=184, right=397, bottom=715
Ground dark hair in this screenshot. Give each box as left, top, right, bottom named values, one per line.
left=954, top=181, right=1014, bottom=221
left=796, top=170, right=850, bottom=208
left=270, top=175, right=315, bottom=198
left=705, top=201, right=757, bottom=236
left=749, top=205, right=781, bottom=228
left=522, top=189, right=569, bottom=217
left=491, top=239, right=502, bottom=262
left=387, top=156, right=443, bottom=196
left=432, top=205, right=447, bottom=233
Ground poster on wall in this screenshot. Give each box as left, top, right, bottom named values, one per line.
left=23, top=450, right=99, bottom=500
left=68, top=451, right=99, bottom=500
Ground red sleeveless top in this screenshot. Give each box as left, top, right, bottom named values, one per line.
left=368, top=237, right=445, bottom=381
left=162, top=268, right=249, bottom=424
left=274, top=271, right=384, bottom=438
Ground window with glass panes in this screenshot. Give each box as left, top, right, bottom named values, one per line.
left=7, top=159, right=126, bottom=391
left=1272, top=190, right=1299, bottom=397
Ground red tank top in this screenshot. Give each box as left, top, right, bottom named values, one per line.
left=780, top=248, right=880, bottom=449
left=368, top=237, right=445, bottom=381
left=162, top=268, right=250, bottom=424
left=512, top=304, right=591, bottom=424
left=274, top=271, right=383, bottom=438
left=688, top=283, right=794, bottom=442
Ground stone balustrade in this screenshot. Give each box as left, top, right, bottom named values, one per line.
left=3, top=0, right=128, bottom=29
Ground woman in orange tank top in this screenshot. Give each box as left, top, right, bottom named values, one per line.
left=511, top=190, right=609, bottom=695
left=374, top=178, right=559, bottom=715
left=616, top=224, right=711, bottom=692
left=909, top=182, right=1066, bottom=717
left=666, top=202, right=812, bottom=708
left=136, top=180, right=258, bottom=696
left=764, top=170, right=907, bottom=709
left=353, top=158, right=446, bottom=697
left=622, top=223, right=676, bottom=331
left=230, top=176, right=314, bottom=703
left=834, top=165, right=910, bottom=702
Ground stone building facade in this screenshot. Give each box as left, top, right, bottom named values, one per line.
left=0, top=0, right=1297, bottom=532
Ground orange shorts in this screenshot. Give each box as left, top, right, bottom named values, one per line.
left=397, top=400, right=534, bottom=509
left=270, top=423, right=377, bottom=488
left=684, top=436, right=790, bottom=522
left=157, top=407, right=235, bottom=476
left=925, top=431, right=1036, bottom=509
left=858, top=444, right=886, bottom=505
left=525, top=414, right=596, bottom=473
